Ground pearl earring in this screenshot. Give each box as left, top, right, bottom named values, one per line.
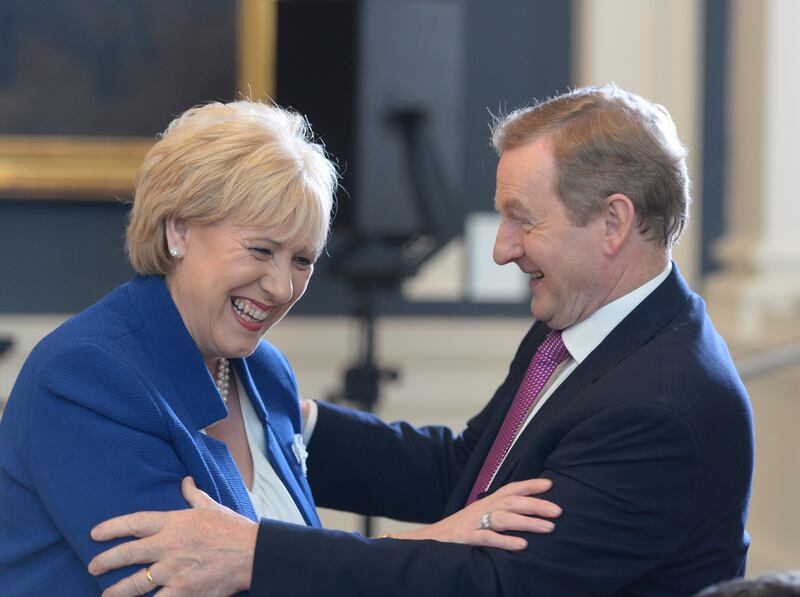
left=169, top=247, right=182, bottom=258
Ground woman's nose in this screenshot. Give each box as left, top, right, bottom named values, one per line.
left=260, top=262, right=294, bottom=305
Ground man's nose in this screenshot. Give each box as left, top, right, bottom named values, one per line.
left=492, top=220, right=523, bottom=265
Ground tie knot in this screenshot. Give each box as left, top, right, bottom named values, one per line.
left=537, top=331, right=570, bottom=365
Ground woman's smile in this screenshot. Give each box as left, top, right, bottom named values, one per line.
left=231, top=296, right=272, bottom=331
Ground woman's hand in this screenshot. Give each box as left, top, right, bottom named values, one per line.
left=300, top=398, right=311, bottom=428
left=389, top=478, right=560, bottom=551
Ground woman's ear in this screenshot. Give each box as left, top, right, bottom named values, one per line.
left=165, top=218, right=190, bottom=256
left=602, top=193, right=635, bottom=256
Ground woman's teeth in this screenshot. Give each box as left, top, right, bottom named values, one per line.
left=232, top=298, right=268, bottom=322
left=532, top=272, right=545, bottom=280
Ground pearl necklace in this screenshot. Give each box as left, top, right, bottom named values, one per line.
left=215, top=358, right=231, bottom=404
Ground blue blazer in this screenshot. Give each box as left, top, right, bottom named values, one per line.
left=251, top=265, right=754, bottom=596
left=0, top=276, right=319, bottom=596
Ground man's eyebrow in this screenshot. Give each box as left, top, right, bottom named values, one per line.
left=498, top=197, right=529, bottom=215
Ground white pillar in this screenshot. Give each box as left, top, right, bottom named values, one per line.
left=573, top=0, right=703, bottom=288
left=705, top=0, right=800, bottom=341
left=700, top=2, right=800, bottom=576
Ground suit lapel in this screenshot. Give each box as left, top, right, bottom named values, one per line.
left=443, top=323, right=550, bottom=513
left=486, top=265, right=692, bottom=493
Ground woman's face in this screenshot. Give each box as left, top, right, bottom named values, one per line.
left=165, top=217, right=318, bottom=371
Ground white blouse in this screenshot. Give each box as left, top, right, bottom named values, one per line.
left=237, top=375, right=307, bottom=525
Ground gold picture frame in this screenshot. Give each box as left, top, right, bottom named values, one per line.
left=0, top=0, right=276, bottom=200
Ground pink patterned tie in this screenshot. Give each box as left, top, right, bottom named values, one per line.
left=466, top=331, right=570, bottom=505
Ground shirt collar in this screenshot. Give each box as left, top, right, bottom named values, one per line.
left=562, top=262, right=672, bottom=364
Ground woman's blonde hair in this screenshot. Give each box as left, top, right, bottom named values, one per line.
left=126, top=101, right=337, bottom=275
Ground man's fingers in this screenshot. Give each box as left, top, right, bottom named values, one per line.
left=92, top=511, right=166, bottom=542
left=181, top=476, right=218, bottom=510
left=89, top=537, right=160, bottom=576
left=182, top=477, right=249, bottom=522
left=101, top=565, right=158, bottom=597
left=153, top=588, right=183, bottom=597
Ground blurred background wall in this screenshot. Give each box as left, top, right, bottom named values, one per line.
left=0, top=0, right=797, bottom=577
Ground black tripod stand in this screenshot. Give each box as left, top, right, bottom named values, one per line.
left=327, top=107, right=458, bottom=536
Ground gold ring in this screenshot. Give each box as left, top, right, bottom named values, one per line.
left=145, top=566, right=158, bottom=588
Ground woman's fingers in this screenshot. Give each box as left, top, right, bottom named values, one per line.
left=493, top=477, right=553, bottom=497
left=485, top=511, right=556, bottom=534
left=470, top=529, right=528, bottom=551
left=493, top=494, right=562, bottom=518
left=394, top=478, right=561, bottom=547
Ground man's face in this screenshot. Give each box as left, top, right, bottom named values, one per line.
left=493, top=136, right=610, bottom=330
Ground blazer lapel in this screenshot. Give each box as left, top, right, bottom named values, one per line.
left=126, top=275, right=255, bottom=518
left=235, top=359, right=321, bottom=527
left=127, top=276, right=228, bottom=429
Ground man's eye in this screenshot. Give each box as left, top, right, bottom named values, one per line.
left=514, top=213, right=537, bottom=229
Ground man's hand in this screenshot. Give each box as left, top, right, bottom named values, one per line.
left=88, top=477, right=258, bottom=597
left=393, top=478, right=561, bottom=550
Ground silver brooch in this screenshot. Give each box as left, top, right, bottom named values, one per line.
left=292, top=434, right=308, bottom=476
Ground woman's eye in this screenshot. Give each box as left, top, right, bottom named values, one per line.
left=250, top=247, right=272, bottom=256
left=294, top=256, right=315, bottom=268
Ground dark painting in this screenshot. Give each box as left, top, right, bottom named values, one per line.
left=0, top=0, right=237, bottom=137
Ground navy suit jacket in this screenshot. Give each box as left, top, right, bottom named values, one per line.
left=252, top=266, right=754, bottom=596
left=0, top=276, right=319, bottom=596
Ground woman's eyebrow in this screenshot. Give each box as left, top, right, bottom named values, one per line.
left=243, top=235, right=279, bottom=245
left=246, top=235, right=319, bottom=256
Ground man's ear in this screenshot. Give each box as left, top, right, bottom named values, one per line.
left=165, top=217, right=190, bottom=253
left=602, top=193, right=635, bottom=256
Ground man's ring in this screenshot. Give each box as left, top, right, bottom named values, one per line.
left=145, top=566, right=158, bottom=588
left=478, top=512, right=492, bottom=530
